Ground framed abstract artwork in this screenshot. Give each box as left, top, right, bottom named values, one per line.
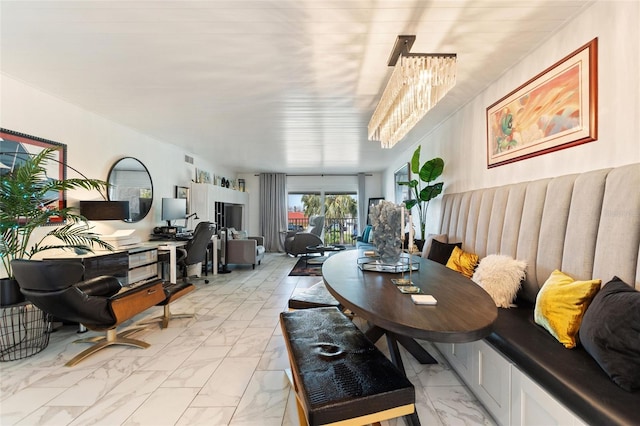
left=0, top=128, right=67, bottom=213
left=486, top=38, right=598, bottom=168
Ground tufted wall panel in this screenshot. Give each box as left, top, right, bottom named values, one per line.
left=439, top=164, right=640, bottom=302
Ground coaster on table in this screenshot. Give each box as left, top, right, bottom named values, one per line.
left=398, top=286, right=421, bottom=294
left=391, top=278, right=413, bottom=286
left=411, top=294, right=437, bottom=305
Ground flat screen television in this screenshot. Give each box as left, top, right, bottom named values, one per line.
left=161, top=197, right=187, bottom=226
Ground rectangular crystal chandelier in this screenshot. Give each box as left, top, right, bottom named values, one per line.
left=368, top=36, right=457, bottom=149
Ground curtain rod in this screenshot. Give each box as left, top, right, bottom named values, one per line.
left=254, top=173, right=373, bottom=177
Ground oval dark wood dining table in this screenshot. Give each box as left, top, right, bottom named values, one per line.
left=322, top=250, right=498, bottom=425
left=323, top=250, right=498, bottom=343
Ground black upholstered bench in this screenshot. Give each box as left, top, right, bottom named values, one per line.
left=288, top=281, right=342, bottom=310
left=486, top=304, right=640, bottom=425
left=280, top=307, right=415, bottom=425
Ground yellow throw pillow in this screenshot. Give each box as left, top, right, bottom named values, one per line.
left=534, top=269, right=601, bottom=349
left=445, top=246, right=479, bottom=278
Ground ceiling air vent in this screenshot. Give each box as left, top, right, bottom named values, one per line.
left=184, top=155, right=194, bottom=164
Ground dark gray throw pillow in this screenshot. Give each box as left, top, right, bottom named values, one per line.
left=579, top=276, right=640, bottom=392
left=427, top=240, right=462, bottom=265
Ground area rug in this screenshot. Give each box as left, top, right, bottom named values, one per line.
left=288, top=257, right=325, bottom=276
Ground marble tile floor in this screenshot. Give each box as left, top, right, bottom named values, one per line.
left=0, top=253, right=496, bottom=426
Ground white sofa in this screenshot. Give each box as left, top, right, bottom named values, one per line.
left=432, top=163, right=639, bottom=425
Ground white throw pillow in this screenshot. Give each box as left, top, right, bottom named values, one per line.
left=472, top=254, right=527, bottom=308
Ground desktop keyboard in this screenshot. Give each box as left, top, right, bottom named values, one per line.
left=149, top=232, right=192, bottom=241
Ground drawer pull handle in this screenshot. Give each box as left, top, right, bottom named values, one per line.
left=147, top=289, right=157, bottom=294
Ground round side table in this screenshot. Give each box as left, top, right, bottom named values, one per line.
left=0, top=301, right=51, bottom=362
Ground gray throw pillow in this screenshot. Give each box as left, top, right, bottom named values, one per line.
left=579, top=276, right=640, bottom=392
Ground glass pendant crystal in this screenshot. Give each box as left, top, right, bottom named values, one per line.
left=369, top=54, right=457, bottom=149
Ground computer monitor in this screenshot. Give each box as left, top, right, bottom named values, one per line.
left=161, top=197, right=187, bottom=226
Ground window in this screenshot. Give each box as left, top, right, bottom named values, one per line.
left=287, top=192, right=320, bottom=232
left=287, top=191, right=358, bottom=245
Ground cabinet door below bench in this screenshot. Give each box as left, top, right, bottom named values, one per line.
left=511, top=370, right=586, bottom=426
left=436, top=341, right=510, bottom=426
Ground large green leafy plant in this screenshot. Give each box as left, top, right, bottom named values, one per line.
left=399, top=146, right=444, bottom=239
left=0, top=148, right=112, bottom=279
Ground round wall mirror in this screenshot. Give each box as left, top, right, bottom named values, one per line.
left=107, top=157, right=153, bottom=222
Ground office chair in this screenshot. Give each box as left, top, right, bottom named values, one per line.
left=141, top=221, right=215, bottom=328
left=177, top=221, right=216, bottom=283
left=11, top=259, right=165, bottom=366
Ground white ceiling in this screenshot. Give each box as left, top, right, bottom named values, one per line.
left=0, top=0, right=592, bottom=174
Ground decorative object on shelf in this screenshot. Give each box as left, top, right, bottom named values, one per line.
left=221, top=177, right=227, bottom=187
left=0, top=140, right=113, bottom=306
left=238, top=179, right=245, bottom=192
left=487, top=38, right=597, bottom=168
left=196, top=169, right=211, bottom=184
left=398, top=145, right=444, bottom=240
left=368, top=35, right=457, bottom=149
left=369, top=200, right=403, bottom=264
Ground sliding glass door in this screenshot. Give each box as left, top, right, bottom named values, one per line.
left=287, top=191, right=357, bottom=245
left=324, top=192, right=357, bottom=245
left=287, top=192, right=320, bottom=232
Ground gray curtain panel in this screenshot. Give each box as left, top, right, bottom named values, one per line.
left=259, top=173, right=287, bottom=252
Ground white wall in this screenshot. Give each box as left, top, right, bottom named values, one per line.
left=0, top=75, right=238, bottom=241
left=385, top=0, right=640, bottom=237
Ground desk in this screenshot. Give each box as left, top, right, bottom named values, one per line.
left=143, top=241, right=187, bottom=284
left=145, top=235, right=218, bottom=282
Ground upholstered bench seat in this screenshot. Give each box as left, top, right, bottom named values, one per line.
left=486, top=304, right=640, bottom=426
left=280, top=307, right=415, bottom=425
left=288, top=281, right=342, bottom=310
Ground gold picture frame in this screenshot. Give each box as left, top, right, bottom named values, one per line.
left=486, top=38, right=598, bottom=168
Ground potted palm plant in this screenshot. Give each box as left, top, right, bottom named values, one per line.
left=0, top=148, right=113, bottom=306
left=399, top=146, right=445, bottom=244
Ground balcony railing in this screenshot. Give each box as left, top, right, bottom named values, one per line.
left=287, top=216, right=358, bottom=246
